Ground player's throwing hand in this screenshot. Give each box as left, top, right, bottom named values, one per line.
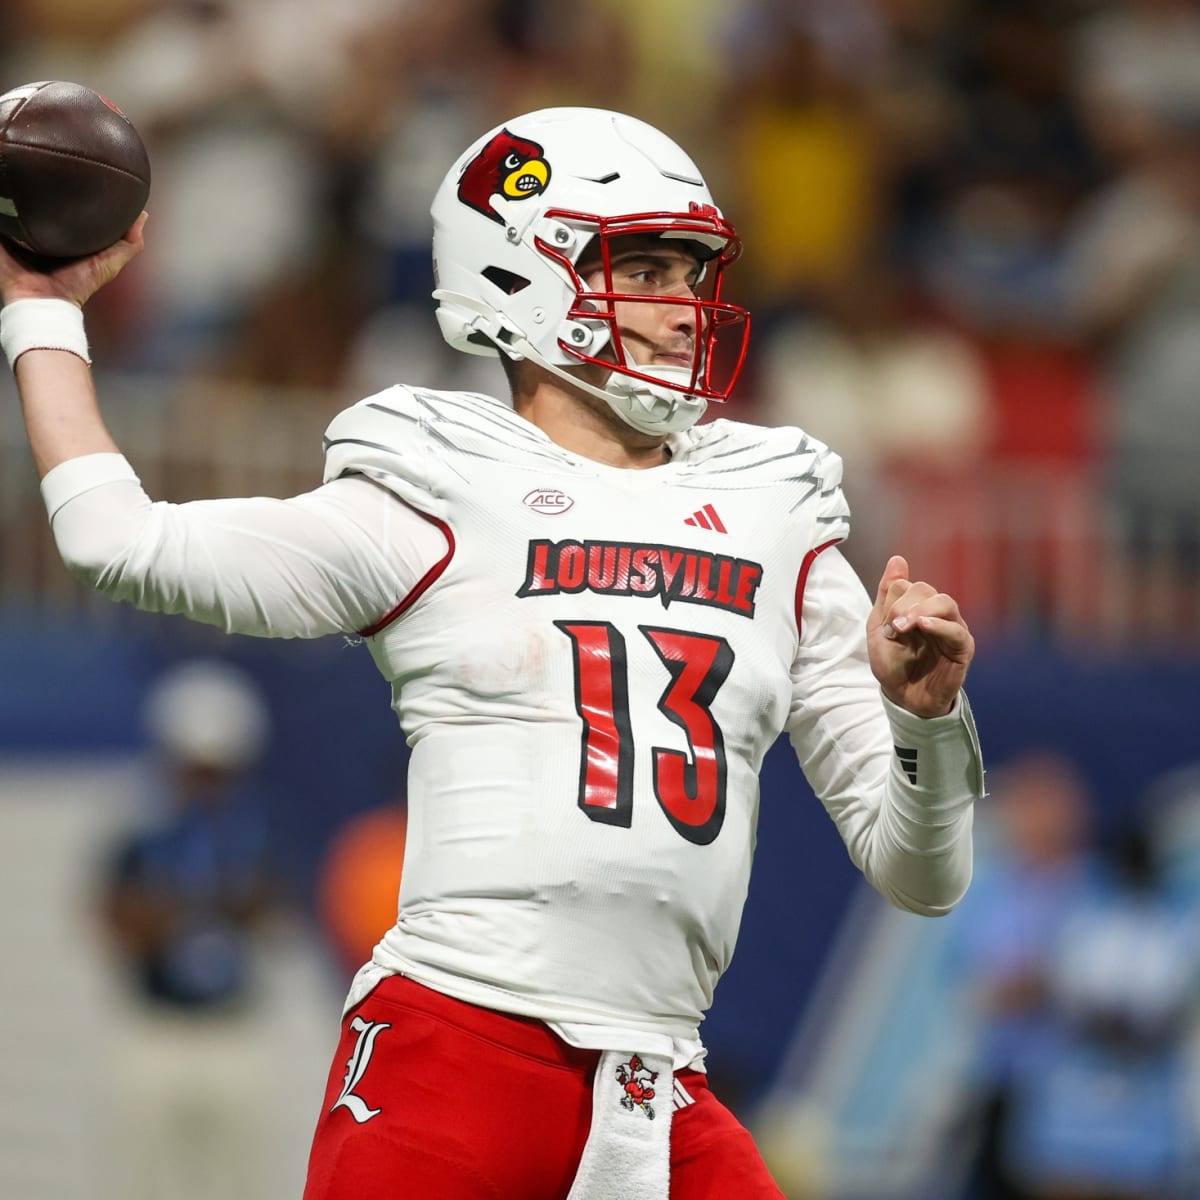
left=867, top=555, right=975, bottom=718
left=0, top=212, right=146, bottom=308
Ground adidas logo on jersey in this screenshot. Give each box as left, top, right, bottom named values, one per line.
left=895, top=746, right=919, bottom=784
left=684, top=504, right=726, bottom=533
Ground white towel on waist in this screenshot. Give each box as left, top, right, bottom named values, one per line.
left=565, top=1048, right=674, bottom=1200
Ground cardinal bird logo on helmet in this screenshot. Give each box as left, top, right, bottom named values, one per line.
left=457, top=129, right=551, bottom=224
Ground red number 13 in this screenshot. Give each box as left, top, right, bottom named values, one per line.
left=554, top=621, right=733, bottom=846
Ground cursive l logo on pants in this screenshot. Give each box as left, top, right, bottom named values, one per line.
left=331, top=1016, right=391, bottom=1123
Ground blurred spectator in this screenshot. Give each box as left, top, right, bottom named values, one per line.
left=1000, top=813, right=1200, bottom=1199
left=753, top=263, right=992, bottom=577
left=485, top=0, right=632, bottom=115
left=948, top=749, right=1096, bottom=1200
left=950, top=750, right=1200, bottom=1200
left=100, top=659, right=286, bottom=1200
left=754, top=270, right=992, bottom=469
left=1073, top=0, right=1200, bottom=168
left=719, top=0, right=888, bottom=311
left=914, top=0, right=1102, bottom=466
left=1064, top=101, right=1200, bottom=636
left=596, top=0, right=727, bottom=163
left=1138, top=763, right=1200, bottom=903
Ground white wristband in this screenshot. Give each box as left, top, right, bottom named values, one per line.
left=1, top=298, right=91, bottom=369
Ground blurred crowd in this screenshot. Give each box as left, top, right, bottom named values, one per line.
left=99, top=660, right=284, bottom=1200
left=948, top=751, right=1200, bottom=1200
left=2, top=0, right=1199, bottom=635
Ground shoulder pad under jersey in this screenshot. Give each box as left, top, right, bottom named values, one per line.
left=322, top=385, right=573, bottom=511
left=673, top=418, right=851, bottom=544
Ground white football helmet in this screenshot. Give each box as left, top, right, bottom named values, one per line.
left=431, top=107, right=750, bottom=436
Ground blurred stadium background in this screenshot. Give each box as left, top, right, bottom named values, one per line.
left=2, top=1, right=1200, bottom=1198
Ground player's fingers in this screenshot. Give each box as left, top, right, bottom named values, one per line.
left=889, top=590, right=960, bottom=632
left=106, top=214, right=146, bottom=261
left=903, top=613, right=975, bottom=661
left=85, top=215, right=146, bottom=295
left=120, top=211, right=148, bottom=248
left=884, top=582, right=954, bottom=640
left=871, top=555, right=910, bottom=621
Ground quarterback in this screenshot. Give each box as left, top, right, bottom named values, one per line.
left=0, top=108, right=983, bottom=1199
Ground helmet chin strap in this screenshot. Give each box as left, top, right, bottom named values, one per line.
left=508, top=337, right=707, bottom=437
left=602, top=364, right=708, bottom=436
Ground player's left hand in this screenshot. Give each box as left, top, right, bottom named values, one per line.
left=867, top=555, right=974, bottom=718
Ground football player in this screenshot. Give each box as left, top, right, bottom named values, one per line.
left=0, top=107, right=982, bottom=1199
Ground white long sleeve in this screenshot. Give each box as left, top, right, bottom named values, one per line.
left=41, top=453, right=448, bottom=638
left=788, top=546, right=982, bottom=915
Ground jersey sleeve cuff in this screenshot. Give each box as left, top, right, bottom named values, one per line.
left=40, top=453, right=141, bottom=522
left=882, top=691, right=986, bottom=808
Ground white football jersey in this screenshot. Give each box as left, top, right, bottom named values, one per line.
left=321, top=385, right=942, bottom=1054
left=41, top=385, right=980, bottom=1065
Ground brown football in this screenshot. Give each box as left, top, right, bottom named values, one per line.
left=0, top=80, right=150, bottom=261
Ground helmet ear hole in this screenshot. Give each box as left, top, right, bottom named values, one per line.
left=481, top=265, right=531, bottom=295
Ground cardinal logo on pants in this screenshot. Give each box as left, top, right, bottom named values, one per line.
left=616, top=1054, right=658, bottom=1120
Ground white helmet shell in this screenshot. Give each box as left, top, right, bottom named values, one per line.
left=431, top=107, right=749, bottom=436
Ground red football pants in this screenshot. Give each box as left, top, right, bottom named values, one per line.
left=302, top=976, right=784, bottom=1199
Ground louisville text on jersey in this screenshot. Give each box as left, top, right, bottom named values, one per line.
left=518, top=539, right=763, bottom=617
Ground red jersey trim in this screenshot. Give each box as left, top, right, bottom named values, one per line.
left=793, top=538, right=842, bottom=642
left=358, top=504, right=456, bottom=638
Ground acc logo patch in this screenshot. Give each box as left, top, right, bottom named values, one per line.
left=458, top=129, right=551, bottom=224
left=523, top=488, right=574, bottom=515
